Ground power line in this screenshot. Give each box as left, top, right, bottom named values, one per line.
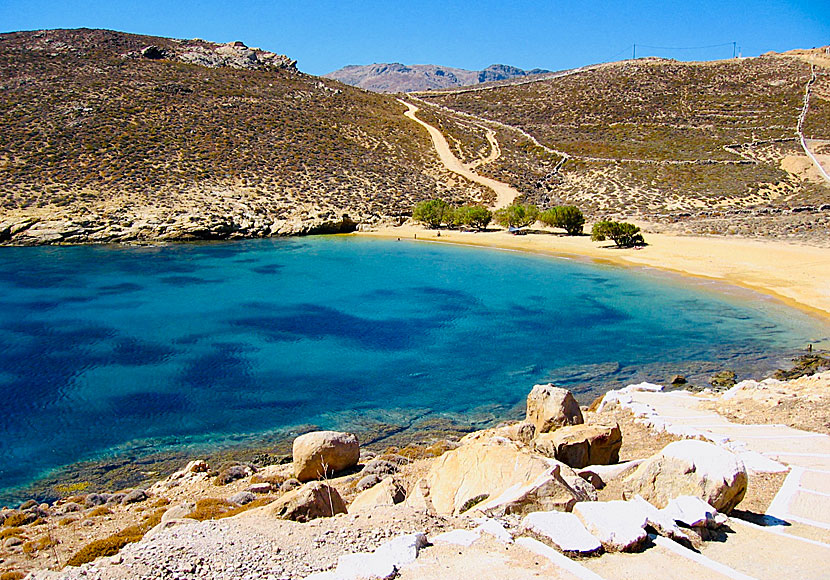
left=636, top=41, right=737, bottom=51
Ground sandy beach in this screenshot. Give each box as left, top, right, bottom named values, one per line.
left=357, top=224, right=830, bottom=324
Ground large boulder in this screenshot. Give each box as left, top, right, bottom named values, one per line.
left=622, top=439, right=747, bottom=513
left=293, top=431, right=360, bottom=482
left=533, top=423, right=622, bottom=468
left=423, top=434, right=594, bottom=516
left=526, top=384, right=583, bottom=434
left=269, top=481, right=347, bottom=522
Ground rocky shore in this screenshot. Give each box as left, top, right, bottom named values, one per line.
left=2, top=372, right=828, bottom=580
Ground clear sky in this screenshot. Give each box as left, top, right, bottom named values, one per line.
left=1, top=1, right=827, bottom=75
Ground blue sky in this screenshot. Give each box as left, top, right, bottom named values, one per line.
left=1, top=1, right=827, bottom=75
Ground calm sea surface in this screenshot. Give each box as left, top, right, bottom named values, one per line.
left=1, top=236, right=828, bottom=502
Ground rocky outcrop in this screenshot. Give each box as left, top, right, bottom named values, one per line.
left=622, top=439, right=747, bottom=512
left=293, top=431, right=360, bottom=482
left=533, top=423, right=622, bottom=468
left=525, top=383, right=584, bottom=434
left=269, top=481, right=347, bottom=522
left=176, top=41, right=296, bottom=71
left=422, top=433, right=594, bottom=516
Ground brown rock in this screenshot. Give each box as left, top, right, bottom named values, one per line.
left=534, top=423, right=622, bottom=468
left=293, top=430, right=360, bottom=482
left=526, top=384, right=583, bottom=434
left=269, top=481, right=347, bottom=522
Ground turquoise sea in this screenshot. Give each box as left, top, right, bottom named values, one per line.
left=0, top=236, right=827, bottom=503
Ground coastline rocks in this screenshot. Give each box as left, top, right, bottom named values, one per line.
left=622, top=439, right=747, bottom=512
left=533, top=423, right=622, bottom=468
left=269, top=481, right=347, bottom=522
left=293, top=431, right=360, bottom=482
left=423, top=434, right=594, bottom=516
left=349, top=478, right=406, bottom=512
left=572, top=501, right=648, bottom=552
left=493, top=421, right=536, bottom=445
left=526, top=384, right=584, bottom=434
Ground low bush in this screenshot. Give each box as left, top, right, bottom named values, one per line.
left=493, top=203, right=539, bottom=228
left=451, top=205, right=492, bottom=230
left=412, top=199, right=452, bottom=228
left=591, top=220, right=644, bottom=247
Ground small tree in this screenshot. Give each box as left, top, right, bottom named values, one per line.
left=452, top=205, right=492, bottom=230
left=591, top=220, right=645, bottom=247
left=539, top=205, right=585, bottom=235
left=494, top=203, right=539, bottom=228
left=412, top=199, right=451, bottom=228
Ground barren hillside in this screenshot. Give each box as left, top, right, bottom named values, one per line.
left=0, top=29, right=489, bottom=244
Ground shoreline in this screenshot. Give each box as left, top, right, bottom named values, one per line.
left=355, top=224, right=830, bottom=324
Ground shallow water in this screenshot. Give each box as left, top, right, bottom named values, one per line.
left=0, top=236, right=827, bottom=502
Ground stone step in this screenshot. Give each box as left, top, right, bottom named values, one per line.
left=698, top=517, right=830, bottom=579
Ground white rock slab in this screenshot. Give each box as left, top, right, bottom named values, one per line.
left=474, top=517, right=514, bottom=544
left=304, top=532, right=427, bottom=580
left=521, top=511, right=602, bottom=554
left=573, top=501, right=648, bottom=552
left=431, top=529, right=481, bottom=547
left=662, top=495, right=726, bottom=528
left=629, top=495, right=693, bottom=545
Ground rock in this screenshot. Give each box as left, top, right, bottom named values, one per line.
left=474, top=517, right=514, bottom=544
left=186, top=460, right=209, bottom=473
left=85, top=493, right=112, bottom=506
left=423, top=435, right=593, bottom=516
left=670, top=374, right=687, bottom=385
left=3, top=536, right=23, bottom=549
left=308, top=533, right=427, bottom=580
left=293, top=431, right=360, bottom=482
left=57, top=502, right=83, bottom=514
left=493, top=421, right=536, bottom=445
left=526, top=383, right=583, bottom=434
left=269, top=481, right=347, bottom=522
left=361, top=459, right=399, bottom=477
left=279, top=478, right=302, bottom=493
left=662, top=495, right=728, bottom=528
left=141, top=45, right=170, bottom=60
left=161, top=502, right=196, bottom=523
left=229, top=491, right=256, bottom=505
left=432, top=529, right=481, bottom=546
left=355, top=474, right=383, bottom=492
left=349, top=478, right=406, bottom=512
left=520, top=511, right=602, bottom=555
left=534, top=423, right=622, bottom=468
left=247, top=483, right=271, bottom=494
left=121, top=489, right=148, bottom=504
left=215, top=464, right=253, bottom=485
left=628, top=495, right=695, bottom=546
left=573, top=501, right=648, bottom=552
left=622, top=440, right=747, bottom=513
left=710, top=370, right=737, bottom=389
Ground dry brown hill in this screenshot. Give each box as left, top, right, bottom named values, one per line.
left=0, top=29, right=488, bottom=244
left=417, top=56, right=830, bottom=241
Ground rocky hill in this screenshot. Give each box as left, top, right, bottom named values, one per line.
left=416, top=56, right=830, bottom=241
left=0, top=29, right=489, bottom=245
left=324, top=63, right=550, bottom=93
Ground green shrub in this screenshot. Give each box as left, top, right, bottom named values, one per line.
left=452, top=205, right=492, bottom=229
left=493, top=203, right=539, bottom=228
left=591, top=220, right=644, bottom=247
left=539, top=205, right=584, bottom=235
left=412, top=199, right=452, bottom=228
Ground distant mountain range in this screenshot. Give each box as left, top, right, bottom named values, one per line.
left=324, top=62, right=551, bottom=93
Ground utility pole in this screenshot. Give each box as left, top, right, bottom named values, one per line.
left=733, top=42, right=737, bottom=58
left=633, top=44, right=636, bottom=59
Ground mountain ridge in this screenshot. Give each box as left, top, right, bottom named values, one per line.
left=324, top=62, right=551, bottom=93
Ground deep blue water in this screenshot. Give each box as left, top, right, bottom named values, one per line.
left=0, top=236, right=827, bottom=502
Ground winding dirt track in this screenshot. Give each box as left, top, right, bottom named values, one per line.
left=399, top=99, right=519, bottom=209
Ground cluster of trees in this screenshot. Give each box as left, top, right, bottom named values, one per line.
left=412, top=199, right=644, bottom=247
left=412, top=199, right=493, bottom=229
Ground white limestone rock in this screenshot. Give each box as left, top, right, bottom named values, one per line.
left=662, top=495, right=728, bottom=528
left=526, top=384, right=584, bottom=434
left=573, top=501, right=648, bottom=552
left=521, top=511, right=602, bottom=555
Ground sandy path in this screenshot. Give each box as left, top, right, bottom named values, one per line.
left=465, top=125, right=500, bottom=170
left=357, top=224, right=830, bottom=324
left=399, top=99, right=519, bottom=209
